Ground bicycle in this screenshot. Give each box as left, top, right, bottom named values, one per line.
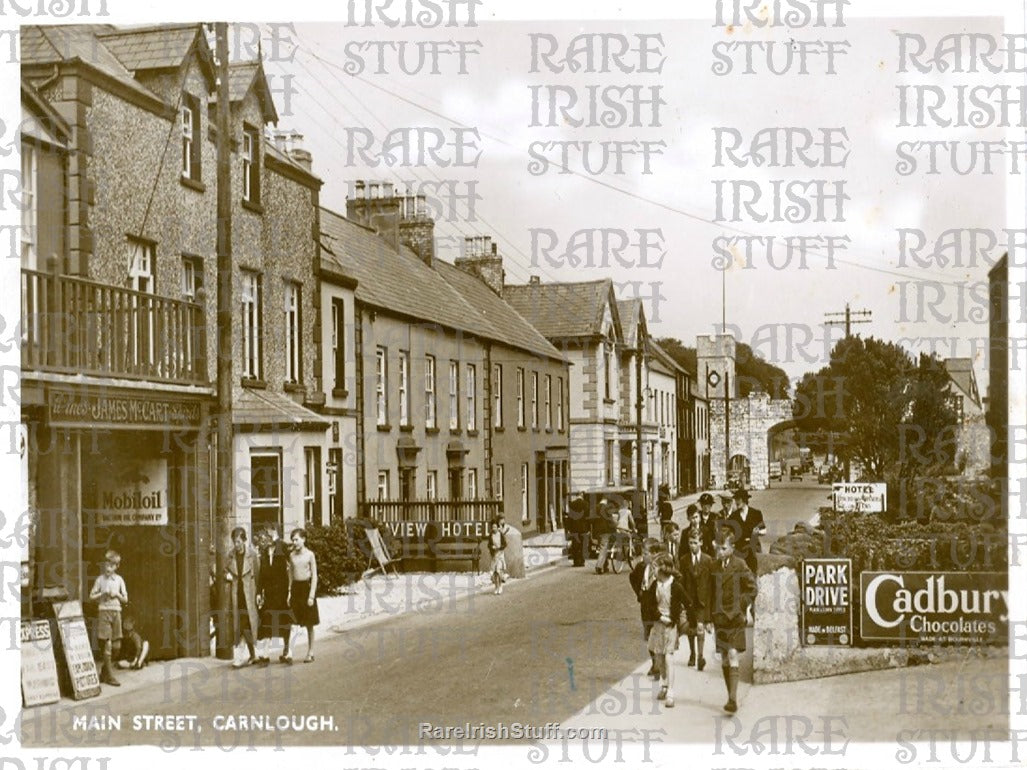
left=608, top=530, right=641, bottom=574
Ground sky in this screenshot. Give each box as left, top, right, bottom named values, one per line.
left=243, top=13, right=1015, bottom=389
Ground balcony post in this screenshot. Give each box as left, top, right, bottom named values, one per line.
left=194, top=286, right=208, bottom=382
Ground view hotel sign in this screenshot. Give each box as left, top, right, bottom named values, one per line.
left=860, top=571, right=1007, bottom=645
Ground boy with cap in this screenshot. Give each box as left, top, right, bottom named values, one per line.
left=680, top=529, right=712, bottom=669
left=697, top=492, right=717, bottom=556
left=706, top=530, right=755, bottom=713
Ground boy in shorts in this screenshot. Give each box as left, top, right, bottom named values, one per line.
left=89, top=550, right=129, bottom=687
left=706, top=531, right=755, bottom=713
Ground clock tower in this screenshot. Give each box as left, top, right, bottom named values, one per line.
left=697, top=334, right=737, bottom=401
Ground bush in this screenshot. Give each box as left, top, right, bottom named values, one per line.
left=820, top=509, right=1006, bottom=574
left=304, top=520, right=366, bottom=596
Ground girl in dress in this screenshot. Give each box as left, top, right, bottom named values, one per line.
left=288, top=528, right=319, bottom=663
left=488, top=519, right=507, bottom=595
left=640, top=553, right=688, bottom=708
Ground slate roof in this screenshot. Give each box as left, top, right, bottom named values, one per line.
left=648, top=339, right=686, bottom=376
left=503, top=280, right=618, bottom=340
left=945, top=358, right=980, bottom=407
left=320, top=207, right=495, bottom=341
left=21, top=25, right=159, bottom=102
left=96, top=25, right=203, bottom=72
left=617, top=298, right=644, bottom=348
left=320, top=208, right=567, bottom=362
left=433, top=261, right=566, bottom=362
left=233, top=388, right=328, bottom=430
left=226, top=61, right=278, bottom=123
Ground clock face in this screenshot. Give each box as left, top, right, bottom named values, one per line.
left=707, top=370, right=721, bottom=388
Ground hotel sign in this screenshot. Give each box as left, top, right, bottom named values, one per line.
left=832, top=483, right=886, bottom=513
left=49, top=389, right=203, bottom=429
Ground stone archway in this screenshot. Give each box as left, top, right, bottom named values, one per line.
left=729, top=454, right=751, bottom=488
left=710, top=393, right=793, bottom=490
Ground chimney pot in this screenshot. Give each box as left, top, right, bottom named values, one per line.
left=529, top=275, right=541, bottom=285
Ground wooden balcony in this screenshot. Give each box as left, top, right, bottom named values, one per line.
left=21, top=268, right=208, bottom=385
left=360, top=499, right=503, bottom=523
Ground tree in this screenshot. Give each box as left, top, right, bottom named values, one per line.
left=793, top=337, right=957, bottom=480
left=655, top=337, right=790, bottom=397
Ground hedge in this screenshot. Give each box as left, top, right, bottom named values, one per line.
left=303, top=520, right=367, bottom=596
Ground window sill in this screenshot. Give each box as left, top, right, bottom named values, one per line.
left=467, top=429, right=479, bottom=437
left=377, top=424, right=392, bottom=432
left=425, top=427, right=440, bottom=435
left=242, top=198, right=264, bottom=215
left=331, top=388, right=349, bottom=399
left=180, top=175, right=205, bottom=193
left=604, top=398, right=616, bottom=405
left=241, top=377, right=266, bottom=389
left=284, top=382, right=304, bottom=394
left=517, top=426, right=527, bottom=433
left=449, top=428, right=462, bottom=435
left=494, top=426, right=505, bottom=433
left=545, top=428, right=553, bottom=434
left=400, top=424, right=414, bottom=433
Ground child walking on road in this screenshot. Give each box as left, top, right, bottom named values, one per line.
left=488, top=519, right=508, bottom=595
left=707, top=530, right=756, bottom=713
left=641, top=553, right=688, bottom=708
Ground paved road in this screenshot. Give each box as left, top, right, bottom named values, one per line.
left=21, top=485, right=828, bottom=749
left=22, top=563, right=660, bottom=748
left=672, top=481, right=830, bottom=542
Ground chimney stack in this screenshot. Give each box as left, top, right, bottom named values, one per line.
left=529, top=275, right=541, bottom=285
left=455, top=234, right=506, bottom=295
left=346, top=181, right=438, bottom=264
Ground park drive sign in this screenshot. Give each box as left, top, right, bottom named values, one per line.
left=860, top=572, right=1007, bottom=645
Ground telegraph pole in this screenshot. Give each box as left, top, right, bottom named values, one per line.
left=823, top=304, right=870, bottom=483
left=635, top=339, right=644, bottom=524
left=824, top=303, right=871, bottom=338
left=214, top=22, right=234, bottom=660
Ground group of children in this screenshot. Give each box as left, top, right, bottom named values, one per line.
left=629, top=522, right=756, bottom=713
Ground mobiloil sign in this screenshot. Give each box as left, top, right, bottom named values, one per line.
left=860, top=571, right=1007, bottom=644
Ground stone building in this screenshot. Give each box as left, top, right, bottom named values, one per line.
left=20, top=24, right=329, bottom=658
left=698, top=333, right=791, bottom=490
left=944, top=358, right=990, bottom=477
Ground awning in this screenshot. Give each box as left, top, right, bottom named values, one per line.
left=233, top=388, right=329, bottom=432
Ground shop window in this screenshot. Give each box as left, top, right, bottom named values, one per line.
left=250, top=450, right=282, bottom=531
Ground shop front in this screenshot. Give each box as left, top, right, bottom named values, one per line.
left=24, top=382, right=213, bottom=660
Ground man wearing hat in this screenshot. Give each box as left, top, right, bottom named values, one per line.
left=726, top=488, right=766, bottom=577
left=727, top=490, right=768, bottom=628
left=697, top=492, right=718, bottom=556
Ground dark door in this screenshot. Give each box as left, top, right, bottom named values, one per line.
left=534, top=452, right=546, bottom=533
left=80, top=432, right=179, bottom=661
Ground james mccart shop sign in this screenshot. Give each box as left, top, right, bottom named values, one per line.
left=860, top=572, right=1007, bottom=644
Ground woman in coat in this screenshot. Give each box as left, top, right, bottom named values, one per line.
left=225, top=526, right=260, bottom=667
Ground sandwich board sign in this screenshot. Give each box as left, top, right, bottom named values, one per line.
left=21, top=620, right=62, bottom=706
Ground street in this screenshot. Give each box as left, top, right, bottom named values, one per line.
left=21, top=485, right=827, bottom=748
